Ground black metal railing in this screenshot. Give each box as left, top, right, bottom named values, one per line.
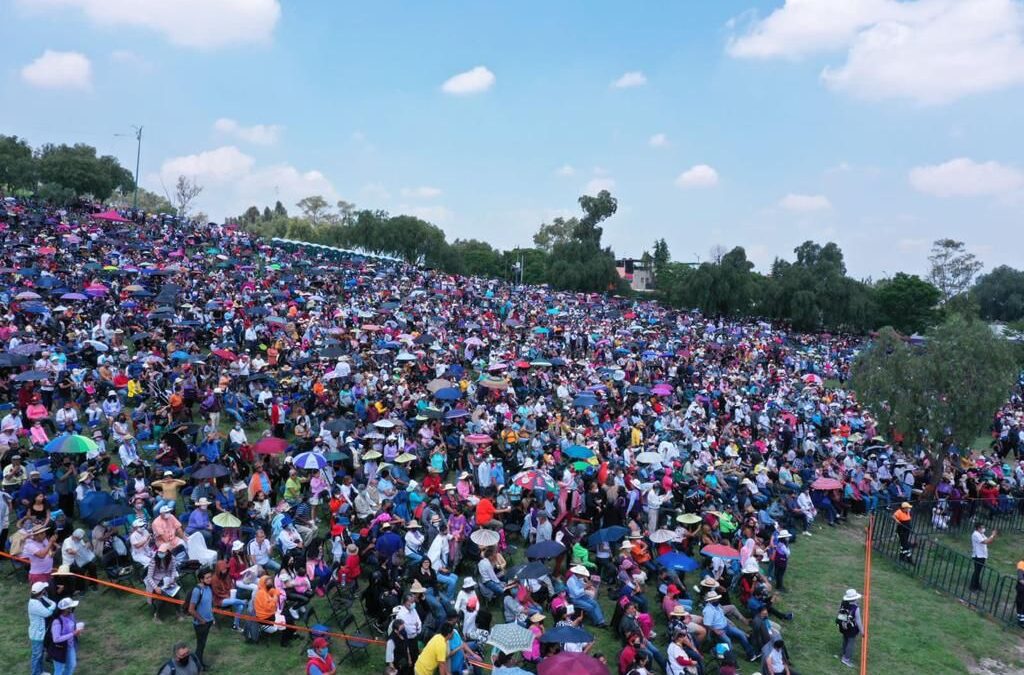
left=872, top=510, right=1022, bottom=627
left=890, top=497, right=1024, bottom=539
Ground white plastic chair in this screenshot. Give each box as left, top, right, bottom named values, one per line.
left=186, top=532, right=217, bottom=566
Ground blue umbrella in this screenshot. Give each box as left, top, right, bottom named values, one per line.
left=445, top=409, right=470, bottom=419
left=657, top=552, right=700, bottom=572
left=563, top=445, right=593, bottom=460
left=539, top=626, right=594, bottom=644
left=588, top=526, right=630, bottom=547
left=572, top=395, right=599, bottom=408
left=532, top=326, right=550, bottom=334
left=627, top=385, right=650, bottom=395
left=170, top=350, right=191, bottom=361
left=433, top=387, right=462, bottom=401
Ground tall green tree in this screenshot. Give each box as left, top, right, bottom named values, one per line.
left=544, top=190, right=623, bottom=293
left=0, top=135, right=37, bottom=191
left=928, top=238, right=983, bottom=304
left=451, top=239, right=504, bottom=278
left=972, top=265, right=1024, bottom=322
left=851, top=317, right=1018, bottom=475
left=36, top=143, right=134, bottom=200
left=532, top=217, right=578, bottom=253
left=296, top=195, right=329, bottom=225
left=874, top=273, right=941, bottom=334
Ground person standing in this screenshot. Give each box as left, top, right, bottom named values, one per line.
left=1015, top=559, right=1024, bottom=628
left=24, top=525, right=58, bottom=586
left=414, top=621, right=453, bottom=675
left=969, top=523, right=997, bottom=592
left=836, top=588, right=863, bottom=669
left=49, top=597, right=83, bottom=675
left=188, top=567, right=215, bottom=671
left=28, top=581, right=57, bottom=675
left=893, top=502, right=912, bottom=561
left=305, top=637, right=336, bottom=675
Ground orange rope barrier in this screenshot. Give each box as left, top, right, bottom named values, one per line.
left=859, top=513, right=874, bottom=675
left=0, top=549, right=494, bottom=668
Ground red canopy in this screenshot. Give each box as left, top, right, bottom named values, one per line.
left=91, top=210, right=129, bottom=223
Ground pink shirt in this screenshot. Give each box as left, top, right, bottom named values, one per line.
left=24, top=538, right=53, bottom=575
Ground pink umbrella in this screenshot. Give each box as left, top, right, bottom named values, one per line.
left=651, top=384, right=673, bottom=396
left=91, top=209, right=129, bottom=223
left=465, top=434, right=493, bottom=445
left=811, top=477, right=843, bottom=491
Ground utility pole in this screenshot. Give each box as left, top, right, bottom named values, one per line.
left=132, top=125, right=142, bottom=210
left=115, top=125, right=143, bottom=209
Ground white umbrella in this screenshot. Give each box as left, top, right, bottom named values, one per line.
left=373, top=420, right=396, bottom=429
left=648, top=529, right=676, bottom=544
left=471, top=529, right=501, bottom=547
left=635, top=451, right=662, bottom=464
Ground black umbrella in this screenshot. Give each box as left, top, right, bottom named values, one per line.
left=323, top=418, right=354, bottom=433
left=319, top=346, right=344, bottom=359
left=163, top=432, right=188, bottom=454
left=525, top=540, right=566, bottom=560
left=0, top=353, right=31, bottom=368
left=511, top=560, right=550, bottom=580
left=192, top=463, right=230, bottom=480
left=86, top=503, right=134, bottom=524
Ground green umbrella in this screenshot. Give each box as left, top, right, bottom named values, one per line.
left=44, top=434, right=98, bottom=454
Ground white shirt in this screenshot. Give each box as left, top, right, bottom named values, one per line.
left=971, top=530, right=989, bottom=558
left=395, top=603, right=422, bottom=639
left=249, top=538, right=272, bottom=565
left=666, top=642, right=693, bottom=675
left=62, top=536, right=96, bottom=567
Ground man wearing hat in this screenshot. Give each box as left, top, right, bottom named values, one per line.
left=186, top=497, right=215, bottom=545
left=61, top=528, right=99, bottom=593
left=566, top=564, right=606, bottom=627
left=28, top=580, right=57, bottom=675
left=305, top=636, right=336, bottom=675
left=23, top=524, right=58, bottom=586
left=702, top=590, right=756, bottom=662
left=893, top=502, right=913, bottom=561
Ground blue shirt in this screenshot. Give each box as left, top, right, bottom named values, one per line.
left=566, top=575, right=587, bottom=600
left=190, top=584, right=214, bottom=624
left=187, top=508, right=211, bottom=534
left=702, top=602, right=727, bottom=630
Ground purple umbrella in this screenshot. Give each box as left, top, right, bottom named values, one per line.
left=61, top=293, right=88, bottom=301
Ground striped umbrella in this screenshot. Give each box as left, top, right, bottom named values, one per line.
left=293, top=451, right=327, bottom=470
left=44, top=434, right=98, bottom=454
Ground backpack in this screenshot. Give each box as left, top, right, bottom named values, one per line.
left=43, top=614, right=66, bottom=663
left=836, top=601, right=857, bottom=633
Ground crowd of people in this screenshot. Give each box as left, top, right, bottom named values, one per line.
left=1, top=196, right=1022, bottom=675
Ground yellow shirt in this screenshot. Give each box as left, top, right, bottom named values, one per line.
left=414, top=633, right=448, bottom=675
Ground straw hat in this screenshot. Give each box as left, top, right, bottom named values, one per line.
left=843, top=589, right=862, bottom=601
left=670, top=605, right=690, bottom=617
left=620, top=540, right=634, bottom=549
left=704, top=591, right=721, bottom=602
left=409, top=580, right=427, bottom=594
left=569, top=565, right=590, bottom=577
left=462, top=578, right=477, bottom=589
left=529, top=613, right=545, bottom=624
left=406, top=521, right=421, bottom=529
left=699, top=577, right=719, bottom=589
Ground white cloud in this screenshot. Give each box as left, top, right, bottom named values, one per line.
left=24, top=0, right=281, bottom=49
left=360, top=182, right=391, bottom=201
left=675, top=164, right=719, bottom=189
left=727, top=0, right=1024, bottom=104
left=909, top=157, right=1024, bottom=197
left=213, top=118, right=282, bottom=145
left=20, top=50, right=92, bottom=90
left=779, top=193, right=832, bottom=211
left=400, top=186, right=442, bottom=199
left=611, top=71, right=647, bottom=88
left=556, top=164, right=576, bottom=177
left=151, top=145, right=336, bottom=219
left=109, top=49, right=151, bottom=71
left=648, top=133, right=669, bottom=148
left=584, top=177, right=616, bottom=194
left=400, top=205, right=453, bottom=224
left=441, top=66, right=495, bottom=95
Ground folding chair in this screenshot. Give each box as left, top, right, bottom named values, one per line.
left=336, top=614, right=370, bottom=665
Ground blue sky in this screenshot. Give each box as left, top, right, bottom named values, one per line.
left=2, top=0, right=1023, bottom=279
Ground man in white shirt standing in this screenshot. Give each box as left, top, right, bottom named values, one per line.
left=969, top=523, right=997, bottom=592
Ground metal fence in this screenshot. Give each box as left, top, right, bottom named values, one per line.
left=872, top=509, right=1022, bottom=627
left=891, top=497, right=1024, bottom=539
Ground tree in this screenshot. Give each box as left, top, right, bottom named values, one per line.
left=972, top=265, right=1024, bottom=322
left=0, top=135, right=37, bottom=191
left=851, top=317, right=1018, bottom=480
left=652, top=239, right=670, bottom=279
left=874, top=273, right=941, bottom=334
left=532, top=217, right=578, bottom=253
left=173, top=175, right=203, bottom=217
left=111, top=186, right=172, bottom=213
left=242, top=205, right=261, bottom=224
left=296, top=195, right=329, bottom=225
left=262, top=206, right=272, bottom=221
left=273, top=200, right=288, bottom=218
left=708, top=244, right=727, bottom=264
left=451, top=239, right=504, bottom=278
left=544, top=190, right=623, bottom=293
left=36, top=142, right=133, bottom=200
left=928, top=239, right=983, bottom=304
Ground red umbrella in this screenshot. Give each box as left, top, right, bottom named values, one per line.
left=811, top=477, right=843, bottom=490
left=700, top=544, right=741, bottom=560
left=465, top=434, right=493, bottom=445
left=538, top=651, right=610, bottom=675
left=515, top=360, right=531, bottom=369
left=211, top=348, right=237, bottom=361
left=252, top=437, right=289, bottom=455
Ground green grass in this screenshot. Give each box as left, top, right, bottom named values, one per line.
left=2, top=518, right=1021, bottom=674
